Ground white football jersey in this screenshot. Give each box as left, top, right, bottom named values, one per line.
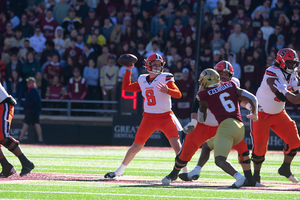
left=256, top=65, right=296, bottom=114
left=197, top=77, right=240, bottom=127
left=138, top=72, right=174, bottom=114
left=0, top=83, right=9, bottom=102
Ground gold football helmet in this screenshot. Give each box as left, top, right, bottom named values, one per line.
left=198, top=68, right=220, bottom=89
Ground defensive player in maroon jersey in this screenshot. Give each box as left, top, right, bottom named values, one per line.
left=162, top=68, right=258, bottom=188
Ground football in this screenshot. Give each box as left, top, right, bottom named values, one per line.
left=117, top=54, right=138, bottom=66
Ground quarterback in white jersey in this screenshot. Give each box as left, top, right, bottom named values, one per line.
left=105, top=53, right=186, bottom=179
left=251, top=48, right=300, bottom=184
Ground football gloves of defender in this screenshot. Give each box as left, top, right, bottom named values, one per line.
left=1, top=95, right=17, bottom=105
left=183, top=119, right=197, bottom=134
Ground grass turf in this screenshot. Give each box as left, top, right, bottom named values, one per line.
left=0, top=145, right=299, bottom=199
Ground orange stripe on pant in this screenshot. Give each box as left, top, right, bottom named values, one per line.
left=0, top=104, right=14, bottom=141
left=134, top=111, right=179, bottom=145
left=251, top=109, right=300, bottom=156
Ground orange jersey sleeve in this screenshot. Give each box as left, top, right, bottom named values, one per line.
left=167, top=81, right=182, bottom=99
left=122, top=70, right=141, bottom=92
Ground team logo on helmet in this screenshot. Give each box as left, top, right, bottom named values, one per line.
left=144, top=53, right=165, bottom=74
left=275, top=48, right=299, bottom=74
left=198, top=68, right=220, bottom=89
left=214, top=60, right=234, bottom=77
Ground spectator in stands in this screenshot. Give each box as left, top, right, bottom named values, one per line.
left=228, top=52, right=241, bottom=80
left=219, top=47, right=227, bottom=60
left=274, top=34, right=286, bottom=50
left=259, top=55, right=273, bottom=83
left=6, top=70, right=24, bottom=114
left=213, top=0, right=231, bottom=32
left=269, top=0, right=288, bottom=25
left=145, top=41, right=163, bottom=57
left=227, top=23, right=249, bottom=54
left=64, top=29, right=78, bottom=49
left=53, top=26, right=66, bottom=57
left=63, top=37, right=82, bottom=63
left=290, top=4, right=300, bottom=25
left=89, top=34, right=103, bottom=55
left=213, top=49, right=221, bottom=66
left=234, top=5, right=251, bottom=26
left=79, top=43, right=97, bottom=68
left=102, top=17, right=114, bottom=41
left=251, top=10, right=264, bottom=36
left=44, top=54, right=64, bottom=84
left=182, top=45, right=195, bottom=68
left=19, top=77, right=43, bottom=144
left=251, top=0, right=271, bottom=19
left=177, top=68, right=195, bottom=99
left=240, top=52, right=260, bottom=90
left=63, top=56, right=75, bottom=87
left=16, top=13, right=34, bottom=38
left=210, top=30, right=226, bottom=52
left=242, top=18, right=254, bottom=39
left=170, top=17, right=187, bottom=41
left=28, top=3, right=46, bottom=27
left=100, top=54, right=119, bottom=113
left=5, top=53, right=22, bottom=81
left=18, top=39, right=31, bottom=63
left=45, top=75, right=68, bottom=115
left=83, top=58, right=99, bottom=102
left=109, top=24, right=122, bottom=45
left=2, top=22, right=14, bottom=46
left=151, top=6, right=165, bottom=36
left=267, top=24, right=282, bottom=54
left=40, top=9, right=59, bottom=41
left=286, top=21, right=300, bottom=49
left=53, top=0, right=71, bottom=25
left=199, top=45, right=213, bottom=70
left=244, top=0, right=255, bottom=18
left=62, top=7, right=82, bottom=37
left=29, top=26, right=46, bottom=58
left=121, top=26, right=136, bottom=44
left=68, top=67, right=88, bottom=116
left=171, top=60, right=184, bottom=81
left=84, top=8, right=100, bottom=35
left=40, top=40, right=60, bottom=67
left=97, top=45, right=110, bottom=70
left=223, top=42, right=232, bottom=57
left=22, top=51, right=40, bottom=79
left=260, top=19, right=274, bottom=46
left=14, top=28, right=25, bottom=49
left=76, top=0, right=90, bottom=21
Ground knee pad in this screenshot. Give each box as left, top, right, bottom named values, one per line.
left=241, top=159, right=251, bottom=164
left=251, top=153, right=265, bottom=165
left=283, top=144, right=298, bottom=157
left=2, top=137, right=19, bottom=152
left=238, top=150, right=250, bottom=163
left=175, top=155, right=188, bottom=169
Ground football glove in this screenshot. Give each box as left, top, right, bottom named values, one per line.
left=1, top=95, right=17, bottom=105
left=183, top=119, right=197, bottom=134
left=273, top=80, right=288, bottom=95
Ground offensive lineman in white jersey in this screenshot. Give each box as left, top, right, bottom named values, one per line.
left=105, top=53, right=187, bottom=178
left=0, top=83, right=34, bottom=178
left=251, top=48, right=300, bottom=183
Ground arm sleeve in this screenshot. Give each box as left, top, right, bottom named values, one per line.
left=122, top=70, right=141, bottom=92
left=166, top=81, right=182, bottom=98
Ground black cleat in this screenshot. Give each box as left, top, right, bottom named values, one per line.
left=0, top=165, right=16, bottom=178
left=104, top=172, right=116, bottom=178
left=278, top=164, right=299, bottom=183
left=20, top=162, right=34, bottom=177
left=178, top=173, right=199, bottom=181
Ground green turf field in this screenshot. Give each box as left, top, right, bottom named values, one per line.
left=0, top=145, right=299, bottom=199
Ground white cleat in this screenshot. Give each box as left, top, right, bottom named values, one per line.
left=288, top=174, right=299, bottom=183
left=255, top=182, right=265, bottom=187
left=162, top=176, right=172, bottom=185
left=230, top=176, right=247, bottom=188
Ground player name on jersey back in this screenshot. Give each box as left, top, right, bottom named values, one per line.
left=207, top=82, right=233, bottom=96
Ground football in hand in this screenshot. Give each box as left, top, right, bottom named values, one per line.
left=117, top=54, right=138, bottom=66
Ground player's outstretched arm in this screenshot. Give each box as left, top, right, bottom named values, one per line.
left=236, top=88, right=258, bottom=121
left=122, top=64, right=141, bottom=92
left=273, top=79, right=300, bottom=104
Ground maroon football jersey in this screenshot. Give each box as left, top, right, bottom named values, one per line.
left=68, top=77, right=88, bottom=100
left=197, top=80, right=242, bottom=124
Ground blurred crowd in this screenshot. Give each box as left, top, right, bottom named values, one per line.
left=0, top=0, right=300, bottom=117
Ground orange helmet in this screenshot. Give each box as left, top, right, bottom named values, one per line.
left=214, top=60, right=234, bottom=78
left=275, top=48, right=299, bottom=74
left=144, top=53, right=165, bottom=74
